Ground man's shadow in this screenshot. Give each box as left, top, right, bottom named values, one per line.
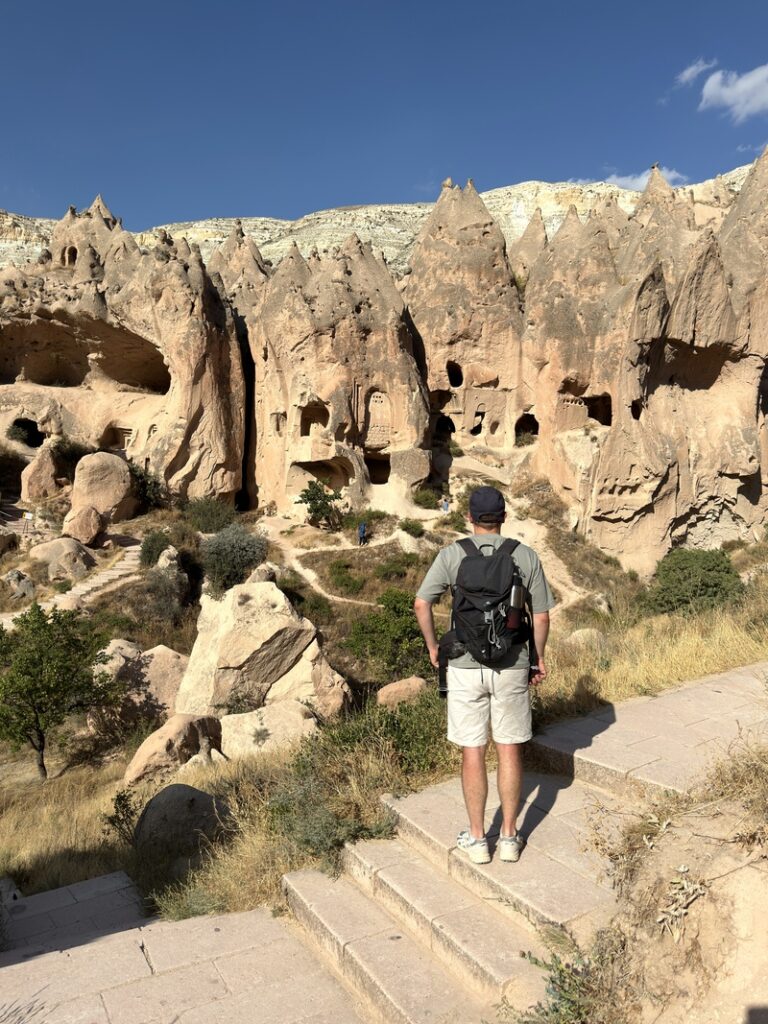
left=487, top=673, right=618, bottom=844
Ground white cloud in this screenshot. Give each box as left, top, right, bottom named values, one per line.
left=736, top=141, right=767, bottom=154
left=700, top=64, right=768, bottom=123
left=605, top=167, right=689, bottom=190
left=676, top=58, right=718, bottom=87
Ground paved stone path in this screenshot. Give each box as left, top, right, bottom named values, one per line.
left=0, top=545, right=141, bottom=629
left=2, top=662, right=766, bottom=1022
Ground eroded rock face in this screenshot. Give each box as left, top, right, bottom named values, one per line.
left=124, top=714, right=222, bottom=785
left=220, top=701, right=317, bottom=758
left=247, top=234, right=431, bottom=511
left=0, top=197, right=244, bottom=504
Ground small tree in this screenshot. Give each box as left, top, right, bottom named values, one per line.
left=202, top=524, right=268, bottom=594
left=297, top=480, right=343, bottom=530
left=0, top=605, right=115, bottom=780
left=347, top=588, right=432, bottom=680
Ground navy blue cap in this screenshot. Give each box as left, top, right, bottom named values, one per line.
left=469, top=486, right=505, bottom=522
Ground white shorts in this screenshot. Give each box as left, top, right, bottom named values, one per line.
left=446, top=665, right=532, bottom=747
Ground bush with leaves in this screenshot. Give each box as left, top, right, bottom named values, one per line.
left=413, top=487, right=441, bottom=510
left=140, top=529, right=170, bottom=567
left=129, top=462, right=166, bottom=511
left=347, top=587, right=432, bottom=679
left=644, top=548, right=744, bottom=615
left=328, top=559, right=365, bottom=595
left=374, top=552, right=420, bottom=581
left=0, top=604, right=114, bottom=779
left=399, top=518, right=425, bottom=538
left=50, top=437, right=95, bottom=482
left=297, top=480, right=343, bottom=530
left=202, top=524, right=268, bottom=594
left=185, top=497, right=236, bottom=534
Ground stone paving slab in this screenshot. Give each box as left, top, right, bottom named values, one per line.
left=531, top=663, right=768, bottom=795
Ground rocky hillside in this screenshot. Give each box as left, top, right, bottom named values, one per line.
left=0, top=165, right=750, bottom=273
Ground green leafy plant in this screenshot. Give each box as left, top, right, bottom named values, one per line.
left=185, top=497, right=236, bottom=533
left=515, top=431, right=537, bottom=448
left=328, top=559, right=365, bottom=595
left=374, top=553, right=420, bottom=581
left=441, top=510, right=468, bottom=532
left=413, top=487, right=441, bottom=510
left=448, top=439, right=464, bottom=457
left=297, top=480, right=343, bottom=530
left=644, top=548, right=744, bottom=615
left=202, top=524, right=268, bottom=594
left=0, top=604, right=114, bottom=779
left=400, top=518, right=425, bottom=538
left=129, top=462, right=167, bottom=510
left=140, top=529, right=170, bottom=567
left=347, top=587, right=432, bottom=679
left=102, top=787, right=141, bottom=847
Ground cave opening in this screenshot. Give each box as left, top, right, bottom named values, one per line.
left=585, top=394, right=612, bottom=427
left=631, top=399, right=643, bottom=421
left=469, top=406, right=486, bottom=437
left=447, top=361, right=464, bottom=388
left=364, top=452, right=391, bottom=485
left=8, top=418, right=46, bottom=448
left=100, top=425, right=133, bottom=452
left=300, top=403, right=330, bottom=437
left=65, top=246, right=77, bottom=267
left=289, top=458, right=352, bottom=492
left=515, top=413, right=539, bottom=445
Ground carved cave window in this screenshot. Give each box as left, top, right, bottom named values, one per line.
left=300, top=403, right=329, bottom=438
left=469, top=404, right=486, bottom=437
left=364, top=390, right=392, bottom=449
left=447, top=361, right=464, bottom=388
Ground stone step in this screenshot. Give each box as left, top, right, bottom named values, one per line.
left=528, top=663, right=768, bottom=797
left=382, top=772, right=617, bottom=945
left=284, top=869, right=488, bottom=1024
left=343, top=837, right=546, bottom=1005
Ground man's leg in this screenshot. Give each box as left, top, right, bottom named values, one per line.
left=495, top=742, right=524, bottom=836
left=461, top=744, right=488, bottom=840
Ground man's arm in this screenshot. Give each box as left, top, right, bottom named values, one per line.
left=530, top=611, right=550, bottom=684
left=414, top=597, right=440, bottom=668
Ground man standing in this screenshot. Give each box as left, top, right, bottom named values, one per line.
left=413, top=486, right=554, bottom=864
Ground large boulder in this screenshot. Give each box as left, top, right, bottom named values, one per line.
left=143, top=645, right=189, bottom=716
left=20, top=443, right=65, bottom=503
left=27, top=536, right=95, bottom=581
left=376, top=675, right=428, bottom=709
left=62, top=504, right=104, bottom=546
left=88, top=641, right=188, bottom=736
left=175, top=581, right=318, bottom=716
left=123, top=713, right=222, bottom=785
left=133, top=783, right=231, bottom=878
left=220, top=701, right=317, bottom=758
left=69, top=451, right=139, bottom=523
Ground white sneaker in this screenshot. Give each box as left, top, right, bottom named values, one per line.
left=456, top=829, right=491, bottom=864
left=498, top=832, right=526, bottom=863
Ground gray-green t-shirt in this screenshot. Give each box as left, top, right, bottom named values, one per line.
left=416, top=534, right=556, bottom=669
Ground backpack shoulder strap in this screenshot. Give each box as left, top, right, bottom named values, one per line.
left=498, top=538, right=520, bottom=558
left=457, top=538, right=477, bottom=557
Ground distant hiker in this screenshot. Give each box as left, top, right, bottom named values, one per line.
left=413, top=485, right=554, bottom=865
left=358, top=521, right=367, bottom=546
left=441, top=496, right=450, bottom=514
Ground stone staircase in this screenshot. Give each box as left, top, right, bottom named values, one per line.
left=1, top=662, right=766, bottom=1023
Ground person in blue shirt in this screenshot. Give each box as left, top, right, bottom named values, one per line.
left=358, top=521, right=367, bottom=546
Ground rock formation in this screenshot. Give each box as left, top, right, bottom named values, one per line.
left=2, top=154, right=768, bottom=570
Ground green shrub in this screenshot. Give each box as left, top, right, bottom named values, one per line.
left=129, top=463, right=166, bottom=510
left=413, top=487, right=441, bottom=510
left=341, top=508, right=391, bottom=532
left=140, top=529, right=170, bottom=567
left=374, top=553, right=420, bottom=581
left=347, top=587, right=432, bottom=679
left=50, top=438, right=95, bottom=481
left=185, top=497, right=236, bottom=533
left=448, top=439, right=464, bottom=458
left=515, top=431, right=537, bottom=448
left=202, top=524, right=267, bottom=594
left=328, top=559, right=365, bottom=595
left=441, top=510, right=467, bottom=532
left=645, top=548, right=744, bottom=615
left=400, top=518, right=425, bottom=538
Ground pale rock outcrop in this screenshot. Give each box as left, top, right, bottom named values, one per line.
left=68, top=451, right=138, bottom=523
left=507, top=207, right=547, bottom=287
left=248, top=235, right=430, bottom=512
left=20, top=442, right=65, bottom=502
left=175, top=581, right=350, bottom=717
left=62, top=505, right=104, bottom=546
left=143, top=645, right=190, bottom=716
left=27, top=536, right=95, bottom=581
left=124, top=714, right=222, bottom=785
left=264, top=638, right=348, bottom=718
left=376, top=676, right=428, bottom=708
left=220, top=701, right=317, bottom=758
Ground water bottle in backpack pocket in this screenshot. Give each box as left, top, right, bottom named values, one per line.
left=451, top=538, right=531, bottom=665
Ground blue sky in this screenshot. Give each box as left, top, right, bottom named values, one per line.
left=1, top=0, right=767, bottom=228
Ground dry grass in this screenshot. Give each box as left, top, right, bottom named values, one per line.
left=300, top=541, right=432, bottom=603
left=0, top=760, right=132, bottom=893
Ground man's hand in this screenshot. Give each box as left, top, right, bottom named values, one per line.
left=529, top=657, right=547, bottom=687
left=427, top=644, right=440, bottom=669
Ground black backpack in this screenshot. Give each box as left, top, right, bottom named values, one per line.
left=451, top=538, right=531, bottom=665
